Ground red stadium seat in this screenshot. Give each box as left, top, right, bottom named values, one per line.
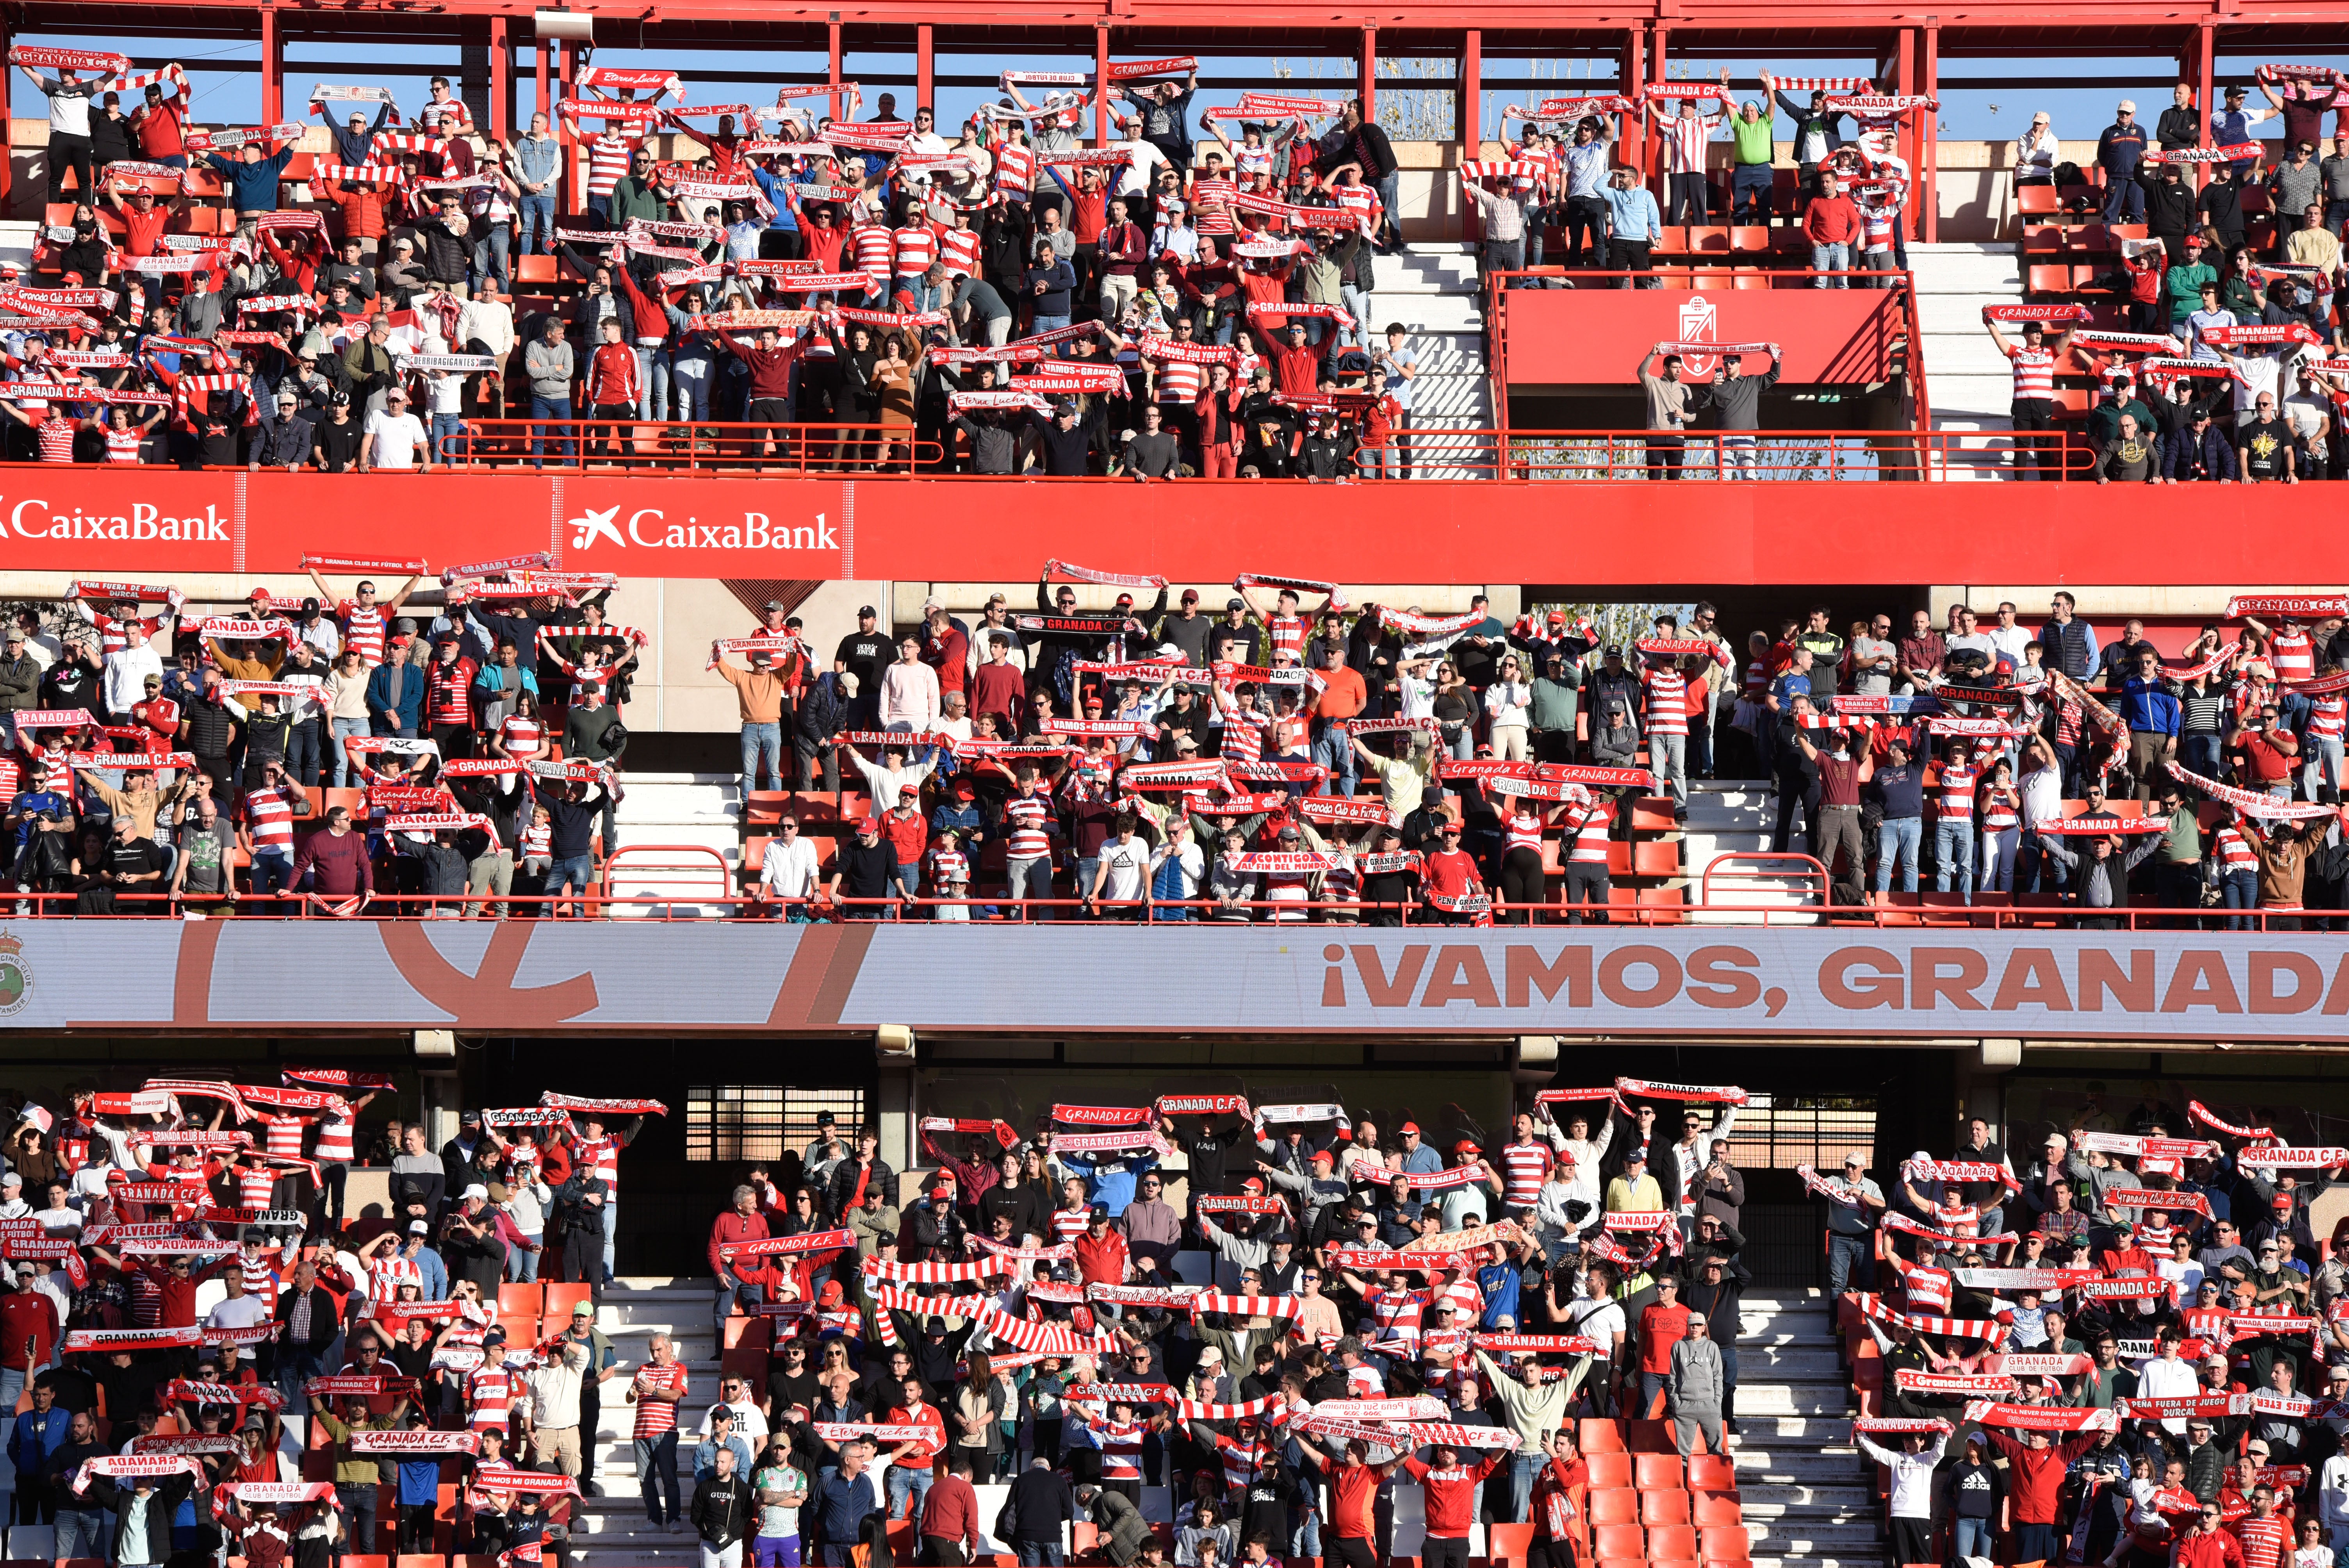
left=1702, top=1526, right=1753, bottom=1563
left=1688, top=1455, right=1737, bottom=1491
left=1642, top=1490, right=1692, bottom=1527
left=1627, top=1417, right=1675, bottom=1452
left=1580, top=1418, right=1627, bottom=1452
left=1635, top=1453, right=1684, bottom=1489
left=1594, top=1525, right=1647, bottom=1561
left=1486, top=1524, right=1535, bottom=1563
left=1588, top=1489, right=1640, bottom=1526
left=1693, top=1491, right=1743, bottom=1527
left=1649, top=1525, right=1699, bottom=1561
left=1585, top=1452, right=1633, bottom=1489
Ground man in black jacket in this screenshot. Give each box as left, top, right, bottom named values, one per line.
left=1313, top=98, right=1400, bottom=251
left=690, top=1443, right=753, bottom=1561
left=273, top=1257, right=344, bottom=1404
left=2149, top=163, right=2199, bottom=261
left=826, top=1129, right=897, bottom=1217
left=1006, top=1455, right=1076, bottom=1562
left=84, top=1465, right=194, bottom=1565
left=829, top=816, right=899, bottom=917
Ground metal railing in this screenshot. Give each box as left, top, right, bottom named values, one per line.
left=446, top=418, right=944, bottom=474
left=8, top=887, right=2325, bottom=930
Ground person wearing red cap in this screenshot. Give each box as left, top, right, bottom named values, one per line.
left=1395, top=1121, right=1443, bottom=1179
left=1073, top=1204, right=1130, bottom=1290
left=901, top=1181, right=966, bottom=1263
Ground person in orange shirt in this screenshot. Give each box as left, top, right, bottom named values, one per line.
left=1309, top=640, right=1368, bottom=796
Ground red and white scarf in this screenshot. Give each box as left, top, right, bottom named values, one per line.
left=2189, top=1101, right=2274, bottom=1140
left=1960, top=1401, right=2114, bottom=1432
left=2168, top=760, right=2340, bottom=820
left=70, top=1454, right=201, bottom=1495
left=1615, top=1077, right=1746, bottom=1105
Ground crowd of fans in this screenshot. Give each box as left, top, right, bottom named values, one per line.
left=8, top=567, right=2349, bottom=923
left=0, top=1076, right=1756, bottom=1568
left=0, top=1076, right=649, bottom=1565
left=1816, top=1081, right=2349, bottom=1568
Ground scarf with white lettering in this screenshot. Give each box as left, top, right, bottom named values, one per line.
left=70, top=1454, right=201, bottom=1495
left=1252, top=1103, right=1351, bottom=1131
left=2167, top=760, right=2339, bottom=820
left=1615, top=1077, right=1746, bottom=1105
left=1960, top=1400, right=2114, bottom=1432
left=2189, top=1101, right=2274, bottom=1140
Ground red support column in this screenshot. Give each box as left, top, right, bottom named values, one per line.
left=829, top=19, right=844, bottom=100
left=1094, top=25, right=1111, bottom=147
left=259, top=7, right=282, bottom=127
left=916, top=25, right=933, bottom=114
left=490, top=17, right=511, bottom=144
left=1895, top=27, right=1914, bottom=244
left=558, top=40, right=577, bottom=215
left=1647, top=25, right=1668, bottom=206
left=1622, top=27, right=1646, bottom=198
left=536, top=40, right=550, bottom=123
left=2196, top=19, right=2215, bottom=189
left=1359, top=25, right=1376, bottom=122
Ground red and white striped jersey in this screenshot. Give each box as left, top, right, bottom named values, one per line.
left=1098, top=1418, right=1144, bottom=1479
left=1566, top=800, right=1613, bottom=864
left=34, top=415, right=73, bottom=463
left=1153, top=356, right=1203, bottom=404
left=577, top=1133, right=621, bottom=1196
left=1365, top=1286, right=1423, bottom=1341
left=1004, top=794, right=1054, bottom=859
left=2216, top=825, right=2258, bottom=871
left=1433, top=1276, right=1482, bottom=1320
left=242, top=785, right=299, bottom=851
left=927, top=843, right=968, bottom=888
left=90, top=609, right=165, bottom=658
left=893, top=224, right=939, bottom=277
left=127, top=1270, right=163, bottom=1327
left=630, top=1360, right=690, bottom=1439
left=426, top=660, right=475, bottom=727
left=2270, top=630, right=2315, bottom=681
left=259, top=1115, right=308, bottom=1158
left=2007, top=346, right=2055, bottom=400
left=1659, top=110, right=1721, bottom=175
left=2235, top=1515, right=2290, bottom=1568
left=104, top=426, right=143, bottom=463
left=315, top=1110, right=358, bottom=1164
left=1262, top=856, right=1314, bottom=916
left=522, top=820, right=552, bottom=859
left=2055, top=699, right=2084, bottom=749
left=1208, top=1427, right=1273, bottom=1492
left=469, top=1363, right=519, bottom=1429
left=1265, top=612, right=1308, bottom=666
left=1497, top=1140, right=1553, bottom=1207
left=1190, top=175, right=1237, bottom=235
left=337, top=600, right=389, bottom=666
left=1418, top=1325, right=1470, bottom=1363
left=1933, top=763, right=1980, bottom=820
left=1641, top=668, right=1695, bottom=737
left=587, top=134, right=637, bottom=199
left=2311, top=695, right=2345, bottom=740
left=371, top=1254, right=422, bottom=1299
left=939, top=228, right=981, bottom=278
left=235, top=1163, right=277, bottom=1210
left=1050, top=1207, right=1091, bottom=1245
left=1905, top=1262, right=1953, bottom=1312
left=851, top=222, right=896, bottom=287
left=1267, top=712, right=1308, bottom=755
left=499, top=715, right=544, bottom=758
left=1980, top=793, right=2019, bottom=834
left=237, top=1249, right=284, bottom=1295
left=1219, top=706, right=1267, bottom=764
left=1503, top=809, right=1545, bottom=855
left=994, top=142, right=1035, bottom=198
left=1332, top=184, right=1378, bottom=228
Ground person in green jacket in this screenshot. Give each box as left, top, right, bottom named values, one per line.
left=2162, top=233, right=2218, bottom=329
left=1729, top=99, right=1778, bottom=223
left=608, top=146, right=670, bottom=227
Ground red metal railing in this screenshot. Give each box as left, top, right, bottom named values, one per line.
left=447, top=419, right=944, bottom=474
left=10, top=887, right=2318, bottom=930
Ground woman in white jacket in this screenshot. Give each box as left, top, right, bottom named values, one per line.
left=1483, top=654, right=1533, bottom=761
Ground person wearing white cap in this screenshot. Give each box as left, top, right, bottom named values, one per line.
left=1823, top=1153, right=1884, bottom=1299
left=359, top=383, right=433, bottom=473
left=2099, top=99, right=2149, bottom=223
left=0, top=1171, right=26, bottom=1223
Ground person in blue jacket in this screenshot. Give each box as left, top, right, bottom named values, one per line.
left=7, top=1381, right=71, bottom=1523
left=203, top=132, right=298, bottom=223
left=1055, top=1145, right=1159, bottom=1218
left=366, top=633, right=430, bottom=736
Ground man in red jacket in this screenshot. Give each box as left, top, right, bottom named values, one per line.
left=2177, top=1501, right=2249, bottom=1568
left=708, top=1182, right=771, bottom=1351
left=0, top=1267, right=60, bottom=1392
left=1802, top=171, right=1863, bottom=289
left=1073, top=1204, right=1130, bottom=1289
left=1983, top=1418, right=2105, bottom=1564
left=1403, top=1445, right=1504, bottom=1568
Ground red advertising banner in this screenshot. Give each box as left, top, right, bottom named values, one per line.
left=1495, top=287, right=1906, bottom=386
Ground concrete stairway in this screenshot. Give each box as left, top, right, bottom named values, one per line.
left=1371, top=242, right=1495, bottom=478
left=574, top=1278, right=725, bottom=1563
left=1909, top=241, right=2026, bottom=479
left=1682, top=778, right=1823, bottom=925
left=608, top=772, right=743, bottom=914
left=1732, top=1292, right=1880, bottom=1568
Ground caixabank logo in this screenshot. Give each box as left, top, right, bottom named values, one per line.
left=567, top=505, right=838, bottom=554
left=0, top=931, right=33, bottom=1018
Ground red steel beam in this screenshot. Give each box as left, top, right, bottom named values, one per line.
left=490, top=15, right=511, bottom=143
left=258, top=5, right=281, bottom=125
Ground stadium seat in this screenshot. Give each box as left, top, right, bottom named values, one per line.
left=1701, top=1526, right=1753, bottom=1562
left=544, top=1283, right=591, bottom=1318
left=1643, top=1491, right=1692, bottom=1526
left=1580, top=1418, right=1627, bottom=1452
left=398, top=1555, right=445, bottom=1568
left=1691, top=1455, right=1747, bottom=1493
left=1588, top=1489, right=1640, bottom=1526
left=497, top=1284, right=543, bottom=1317
left=1627, top=1418, right=1675, bottom=1453
left=1729, top=225, right=1770, bottom=252
left=1594, top=1525, right=1646, bottom=1561
left=1693, top=1491, right=1743, bottom=1527
left=2027, top=264, right=2076, bottom=295
left=1486, top=1523, right=1535, bottom=1563
left=1585, top=1451, right=1633, bottom=1489
left=1649, top=1525, right=1699, bottom=1561
left=1635, top=1453, right=1684, bottom=1489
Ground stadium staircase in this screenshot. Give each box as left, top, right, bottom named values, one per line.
left=1681, top=778, right=1823, bottom=925
left=1732, top=1291, right=1877, bottom=1568
left=1907, top=241, right=2026, bottom=479
left=1375, top=242, right=1495, bottom=477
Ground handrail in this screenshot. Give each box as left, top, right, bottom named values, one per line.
left=8, top=887, right=2327, bottom=929
left=449, top=419, right=945, bottom=474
